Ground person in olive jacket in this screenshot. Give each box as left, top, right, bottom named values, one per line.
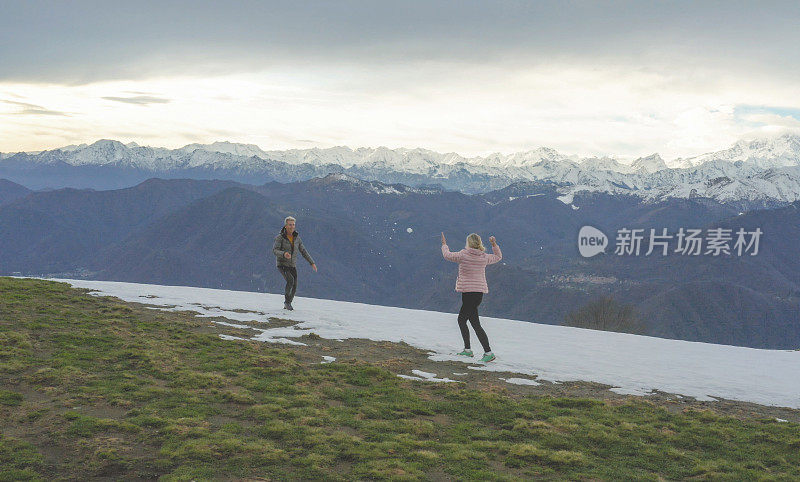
left=272, top=216, right=317, bottom=310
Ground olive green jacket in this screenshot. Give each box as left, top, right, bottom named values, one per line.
left=272, top=227, right=315, bottom=268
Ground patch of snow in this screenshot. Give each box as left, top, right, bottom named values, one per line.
left=508, top=193, right=546, bottom=201
left=251, top=334, right=307, bottom=346
left=397, top=374, right=425, bottom=381
left=406, top=369, right=459, bottom=383
left=412, top=369, right=437, bottom=378
left=609, top=387, right=657, bottom=397
left=501, top=377, right=541, bottom=386
left=213, top=320, right=251, bottom=330
left=321, top=355, right=336, bottom=364
left=47, top=278, right=800, bottom=409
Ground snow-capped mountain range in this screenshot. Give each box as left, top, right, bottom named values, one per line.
left=3, top=133, right=800, bottom=206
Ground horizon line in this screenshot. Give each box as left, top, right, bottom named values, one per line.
left=3, top=129, right=800, bottom=165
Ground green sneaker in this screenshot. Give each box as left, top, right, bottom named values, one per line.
left=480, top=352, right=496, bottom=363
left=456, top=349, right=473, bottom=357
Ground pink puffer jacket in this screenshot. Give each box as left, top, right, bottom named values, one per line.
left=441, top=244, right=502, bottom=293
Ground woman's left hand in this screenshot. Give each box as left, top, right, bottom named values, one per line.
left=489, top=235, right=497, bottom=245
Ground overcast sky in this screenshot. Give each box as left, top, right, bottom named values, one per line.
left=1, top=0, right=800, bottom=159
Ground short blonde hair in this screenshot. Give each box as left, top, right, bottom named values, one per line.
left=466, top=233, right=485, bottom=251
left=284, top=216, right=296, bottom=224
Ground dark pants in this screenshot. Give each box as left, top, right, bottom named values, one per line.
left=458, top=292, right=491, bottom=352
left=277, top=266, right=298, bottom=303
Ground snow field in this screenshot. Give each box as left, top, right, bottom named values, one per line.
left=47, top=278, right=800, bottom=409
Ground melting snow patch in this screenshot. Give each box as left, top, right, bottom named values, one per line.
left=776, top=418, right=789, bottom=423
left=501, top=377, right=541, bottom=386
left=219, top=334, right=247, bottom=341
left=509, top=194, right=545, bottom=201
left=398, top=369, right=460, bottom=383
left=412, top=370, right=437, bottom=378
left=196, top=307, right=268, bottom=323
left=557, top=193, right=574, bottom=204
left=321, top=356, right=336, bottom=364
left=250, top=333, right=307, bottom=346
left=397, top=374, right=425, bottom=381
left=609, top=387, right=656, bottom=397
left=214, top=320, right=251, bottom=330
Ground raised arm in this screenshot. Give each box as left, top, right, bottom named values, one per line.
left=441, top=244, right=462, bottom=262
left=486, top=236, right=502, bottom=265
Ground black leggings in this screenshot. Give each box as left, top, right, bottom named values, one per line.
left=277, top=266, right=298, bottom=303
left=458, top=292, right=491, bottom=352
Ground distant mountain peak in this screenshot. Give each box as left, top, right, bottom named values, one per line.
left=684, top=132, right=800, bottom=169
left=178, top=141, right=270, bottom=159
left=91, top=139, right=126, bottom=147
left=630, top=153, right=667, bottom=173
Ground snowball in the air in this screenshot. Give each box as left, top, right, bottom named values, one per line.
left=406, top=227, right=413, bottom=233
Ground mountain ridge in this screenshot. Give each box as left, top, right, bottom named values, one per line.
left=3, top=133, right=800, bottom=206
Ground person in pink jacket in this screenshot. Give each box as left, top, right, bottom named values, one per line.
left=441, top=232, right=502, bottom=362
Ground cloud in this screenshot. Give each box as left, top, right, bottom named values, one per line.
left=101, top=95, right=171, bottom=105
left=1, top=1, right=799, bottom=84
left=740, top=113, right=800, bottom=129
left=1, top=99, right=69, bottom=116
left=734, top=105, right=800, bottom=121
left=1, top=68, right=798, bottom=159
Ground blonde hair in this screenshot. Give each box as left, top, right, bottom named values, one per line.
left=466, top=233, right=485, bottom=251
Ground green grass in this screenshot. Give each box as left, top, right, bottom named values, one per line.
left=1, top=276, right=799, bottom=480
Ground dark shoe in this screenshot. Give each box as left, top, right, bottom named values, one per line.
left=284, top=302, right=294, bottom=311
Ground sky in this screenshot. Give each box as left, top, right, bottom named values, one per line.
left=2, top=0, right=800, bottom=160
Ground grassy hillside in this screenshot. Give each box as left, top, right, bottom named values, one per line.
left=1, top=277, right=799, bottom=480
